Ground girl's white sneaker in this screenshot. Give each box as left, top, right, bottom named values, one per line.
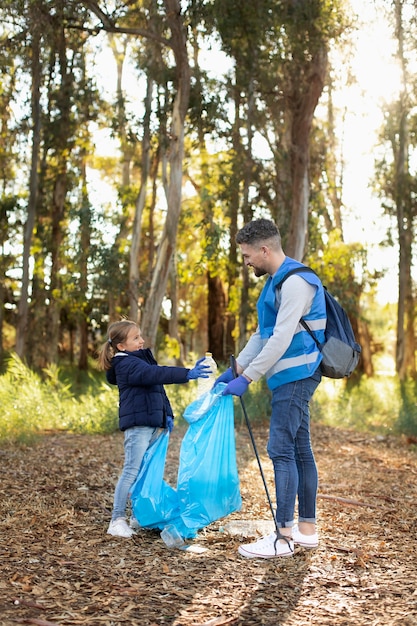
left=107, top=518, right=135, bottom=538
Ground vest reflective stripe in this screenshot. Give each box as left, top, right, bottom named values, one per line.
left=297, top=318, right=326, bottom=332
left=267, top=357, right=321, bottom=388
left=266, top=350, right=320, bottom=374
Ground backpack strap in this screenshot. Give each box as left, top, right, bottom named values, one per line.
left=275, top=266, right=323, bottom=350
left=275, top=266, right=317, bottom=290
left=299, top=319, right=323, bottom=350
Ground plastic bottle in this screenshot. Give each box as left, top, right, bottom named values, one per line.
left=197, top=351, right=218, bottom=396
left=160, top=524, right=186, bottom=549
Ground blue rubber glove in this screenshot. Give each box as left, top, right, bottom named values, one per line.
left=166, top=416, right=174, bottom=432
left=222, top=375, right=250, bottom=396
left=187, top=357, right=212, bottom=380
left=214, top=367, right=234, bottom=387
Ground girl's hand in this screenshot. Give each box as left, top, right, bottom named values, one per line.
left=187, top=357, right=212, bottom=380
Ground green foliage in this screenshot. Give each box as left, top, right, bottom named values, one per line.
left=165, top=381, right=200, bottom=423
left=312, top=376, right=401, bottom=434
left=0, top=0, right=367, bottom=378
left=305, top=229, right=366, bottom=310
left=232, top=378, right=272, bottom=426
left=397, top=380, right=417, bottom=438
left=171, top=371, right=415, bottom=438
left=2, top=354, right=417, bottom=445
left=0, top=354, right=118, bottom=445
left=158, top=335, right=181, bottom=362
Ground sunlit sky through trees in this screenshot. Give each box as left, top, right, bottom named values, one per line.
left=335, top=0, right=401, bottom=304
left=88, top=0, right=400, bottom=304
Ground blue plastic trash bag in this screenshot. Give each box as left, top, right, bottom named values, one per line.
left=130, top=430, right=180, bottom=530
left=130, top=384, right=241, bottom=539
left=177, top=386, right=242, bottom=531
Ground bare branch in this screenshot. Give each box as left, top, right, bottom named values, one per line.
left=84, top=0, right=115, bottom=29
left=79, top=0, right=171, bottom=47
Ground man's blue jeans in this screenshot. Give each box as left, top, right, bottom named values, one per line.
left=111, top=426, right=157, bottom=521
left=267, top=370, right=321, bottom=528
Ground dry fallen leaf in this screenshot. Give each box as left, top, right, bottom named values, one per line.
left=0, top=424, right=416, bottom=625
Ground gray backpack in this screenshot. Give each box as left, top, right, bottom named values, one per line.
left=277, top=267, right=361, bottom=379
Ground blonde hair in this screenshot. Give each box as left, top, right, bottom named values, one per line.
left=97, top=320, right=138, bottom=371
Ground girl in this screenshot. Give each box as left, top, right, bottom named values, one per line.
left=98, top=319, right=210, bottom=538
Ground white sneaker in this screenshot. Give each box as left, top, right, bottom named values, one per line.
left=107, top=518, right=135, bottom=538
left=293, top=524, right=319, bottom=548
left=238, top=532, right=294, bottom=559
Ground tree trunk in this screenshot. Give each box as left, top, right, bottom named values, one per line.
left=141, top=0, right=190, bottom=348
left=394, top=0, right=415, bottom=379
left=356, top=316, right=373, bottom=378
left=396, top=215, right=415, bottom=378
left=287, top=47, right=328, bottom=261
left=46, top=172, right=67, bottom=365
left=229, top=76, right=251, bottom=352
left=108, top=34, right=131, bottom=187
left=107, top=32, right=135, bottom=322
left=0, top=279, right=4, bottom=363
left=326, top=77, right=344, bottom=235
left=16, top=14, right=41, bottom=358
left=129, top=73, right=153, bottom=322
left=208, top=274, right=226, bottom=363
left=78, top=154, right=92, bottom=370
left=45, top=14, right=74, bottom=366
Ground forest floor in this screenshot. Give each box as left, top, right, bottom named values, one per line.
left=1, top=420, right=416, bottom=626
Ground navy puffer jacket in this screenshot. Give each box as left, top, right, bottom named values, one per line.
left=106, top=348, right=190, bottom=432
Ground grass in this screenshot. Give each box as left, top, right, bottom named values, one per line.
left=0, top=354, right=118, bottom=445
left=312, top=375, right=401, bottom=434
left=0, top=354, right=415, bottom=446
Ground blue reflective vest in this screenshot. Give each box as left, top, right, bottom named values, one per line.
left=257, top=258, right=326, bottom=389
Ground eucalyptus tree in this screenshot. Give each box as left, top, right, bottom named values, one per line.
left=1, top=1, right=51, bottom=362
left=210, top=0, right=347, bottom=348
left=212, top=0, right=346, bottom=248
left=29, top=4, right=94, bottom=367
left=81, top=0, right=191, bottom=350
left=210, top=0, right=276, bottom=352
left=0, top=28, right=21, bottom=363
left=105, top=32, right=141, bottom=321
left=374, top=0, right=417, bottom=379
left=139, top=1, right=191, bottom=348
left=126, top=16, right=173, bottom=325
left=105, top=28, right=158, bottom=324
left=0, top=0, right=107, bottom=367
left=10, top=0, right=44, bottom=360
left=181, top=9, right=234, bottom=361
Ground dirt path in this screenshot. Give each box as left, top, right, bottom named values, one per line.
left=0, top=422, right=416, bottom=626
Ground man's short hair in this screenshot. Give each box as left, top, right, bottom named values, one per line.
left=236, top=218, right=281, bottom=247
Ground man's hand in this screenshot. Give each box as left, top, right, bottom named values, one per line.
left=213, top=367, right=234, bottom=387
left=222, top=375, right=251, bottom=397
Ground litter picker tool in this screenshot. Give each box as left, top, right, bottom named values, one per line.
left=230, top=355, right=292, bottom=550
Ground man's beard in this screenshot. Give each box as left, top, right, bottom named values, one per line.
left=252, top=266, right=267, bottom=277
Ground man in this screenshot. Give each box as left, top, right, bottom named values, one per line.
left=218, top=218, right=326, bottom=558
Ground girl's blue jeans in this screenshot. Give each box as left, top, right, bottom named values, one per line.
left=111, top=425, right=157, bottom=521
left=267, top=370, right=321, bottom=528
